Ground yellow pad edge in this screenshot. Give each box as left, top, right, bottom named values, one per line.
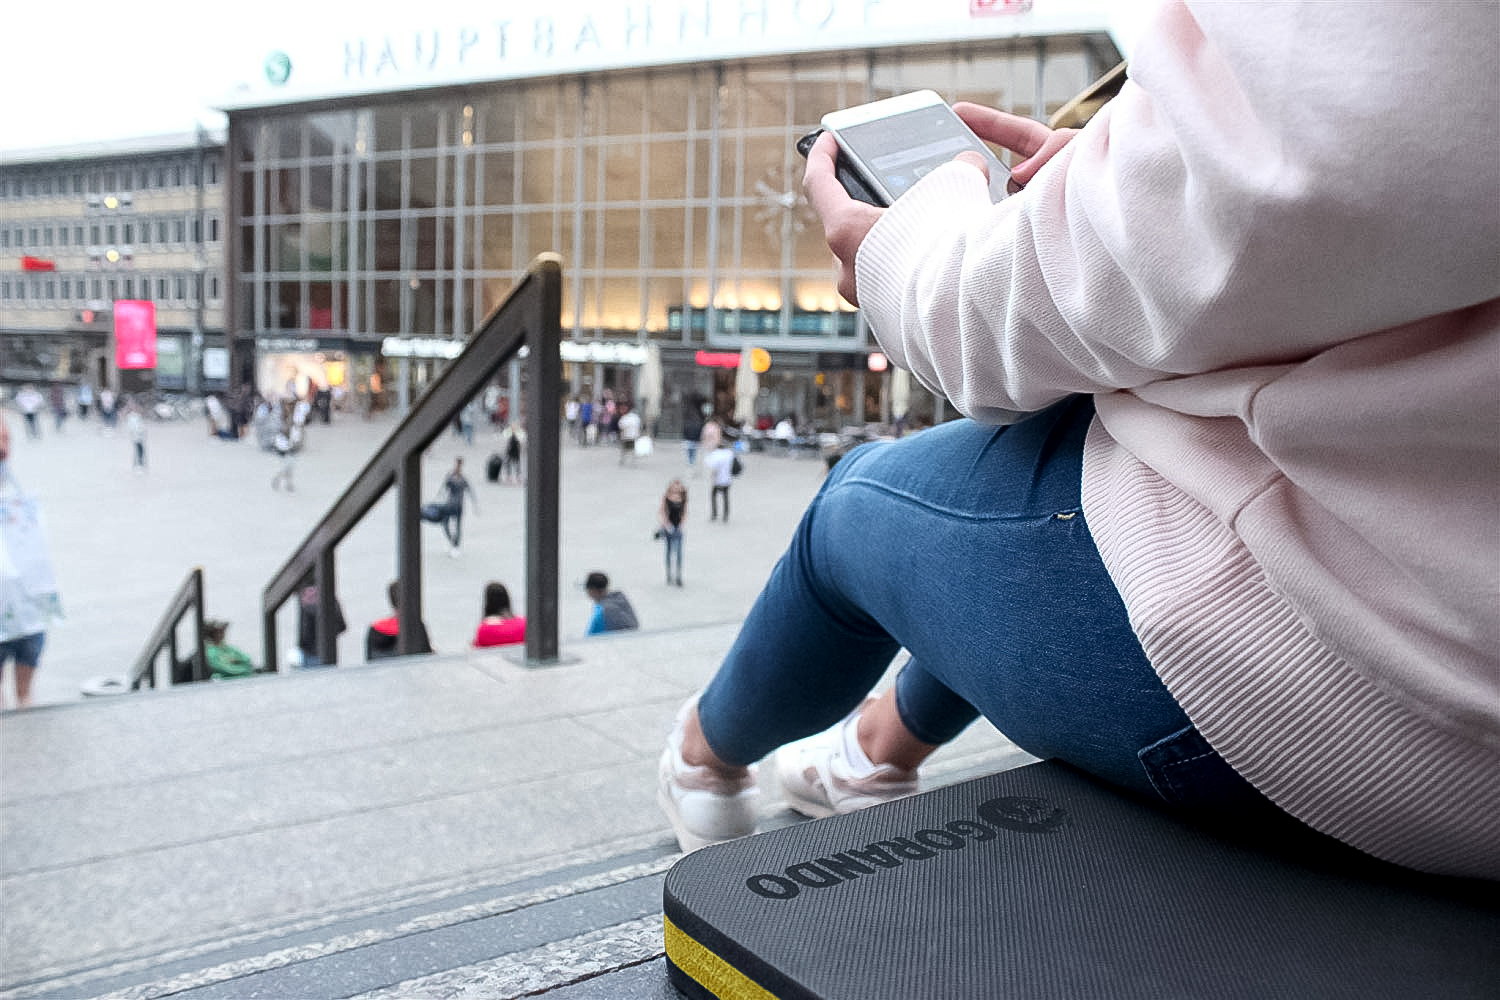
left=664, top=914, right=781, bottom=1000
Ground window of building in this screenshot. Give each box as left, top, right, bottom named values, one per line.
left=90, top=224, right=101, bottom=245
left=43, top=226, right=53, bottom=247
left=208, top=274, right=221, bottom=301
left=206, top=156, right=220, bottom=184
left=174, top=275, right=186, bottom=300
left=123, top=277, right=134, bottom=298
left=123, top=222, right=133, bottom=245
left=1, top=280, right=9, bottom=299
left=157, top=220, right=168, bottom=243
left=208, top=216, right=221, bottom=242
left=28, top=227, right=39, bottom=246
left=58, top=226, right=68, bottom=246
left=16, top=280, right=25, bottom=301
left=173, top=218, right=186, bottom=243
left=72, top=173, right=83, bottom=194
left=1, top=230, right=7, bottom=248
left=60, top=278, right=70, bottom=300
left=91, top=278, right=102, bottom=300
left=173, top=162, right=185, bottom=187
left=73, top=225, right=84, bottom=245
left=104, top=169, right=117, bottom=191
left=157, top=276, right=168, bottom=300
left=107, top=278, right=118, bottom=300
left=106, top=224, right=117, bottom=244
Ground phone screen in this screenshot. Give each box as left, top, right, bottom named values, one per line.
left=834, top=105, right=1009, bottom=203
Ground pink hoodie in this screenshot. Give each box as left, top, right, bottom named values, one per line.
left=857, top=1, right=1499, bottom=877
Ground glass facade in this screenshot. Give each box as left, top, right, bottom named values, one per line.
left=232, top=36, right=1117, bottom=429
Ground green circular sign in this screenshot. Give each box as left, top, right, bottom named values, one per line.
left=265, top=52, right=292, bottom=86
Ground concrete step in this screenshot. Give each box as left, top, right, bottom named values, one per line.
left=2, top=626, right=1031, bottom=999
left=13, top=836, right=681, bottom=1000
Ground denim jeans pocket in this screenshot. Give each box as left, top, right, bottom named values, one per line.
left=1138, top=724, right=1255, bottom=808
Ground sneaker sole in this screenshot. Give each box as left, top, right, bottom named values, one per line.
left=775, top=757, right=840, bottom=820
left=658, top=785, right=758, bottom=854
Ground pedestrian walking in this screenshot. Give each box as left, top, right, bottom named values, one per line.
left=697, top=416, right=722, bottom=479
left=435, top=457, right=478, bottom=556
left=579, top=398, right=595, bottom=446
left=502, top=423, right=524, bottom=483
left=48, top=384, right=67, bottom=433
left=125, top=402, right=147, bottom=472
left=682, top=407, right=704, bottom=467
left=617, top=405, right=643, bottom=465
left=271, top=430, right=296, bottom=491
left=0, top=415, right=63, bottom=710
left=15, top=385, right=43, bottom=439
left=98, top=387, right=117, bottom=430
left=704, top=441, right=737, bottom=522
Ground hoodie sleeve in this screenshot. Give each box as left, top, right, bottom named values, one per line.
left=854, top=0, right=1500, bottom=422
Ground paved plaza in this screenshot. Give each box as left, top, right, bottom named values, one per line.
left=1, top=406, right=829, bottom=707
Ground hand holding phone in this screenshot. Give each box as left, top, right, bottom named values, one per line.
left=805, top=90, right=1012, bottom=206
left=795, top=128, right=884, bottom=207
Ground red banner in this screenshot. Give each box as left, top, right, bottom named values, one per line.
left=21, top=255, right=56, bottom=272
left=114, top=300, right=158, bottom=370
left=695, top=350, right=742, bottom=368
left=970, top=0, right=1033, bottom=14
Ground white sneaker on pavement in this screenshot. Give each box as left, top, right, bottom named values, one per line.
left=775, top=701, right=920, bottom=819
left=657, top=697, right=760, bottom=852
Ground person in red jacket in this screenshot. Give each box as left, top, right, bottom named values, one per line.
left=365, top=580, right=433, bottom=661
left=472, top=581, right=526, bottom=648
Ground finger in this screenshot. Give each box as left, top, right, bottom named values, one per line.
left=953, top=149, right=990, bottom=181
left=802, top=131, right=852, bottom=216
left=1009, top=127, right=1079, bottom=187
left=953, top=102, right=1054, bottom=158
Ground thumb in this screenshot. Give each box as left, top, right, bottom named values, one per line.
left=954, top=150, right=990, bottom=180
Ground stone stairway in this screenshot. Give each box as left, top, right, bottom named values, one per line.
left=0, top=624, right=1031, bottom=999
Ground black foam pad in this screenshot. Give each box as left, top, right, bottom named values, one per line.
left=664, top=762, right=1498, bottom=999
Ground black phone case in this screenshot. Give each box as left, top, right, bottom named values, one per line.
left=795, top=128, right=887, bottom=207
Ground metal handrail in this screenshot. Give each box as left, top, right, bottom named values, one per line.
left=261, top=253, right=563, bottom=670
left=130, top=566, right=208, bottom=689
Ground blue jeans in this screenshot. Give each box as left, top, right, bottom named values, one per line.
left=698, top=398, right=1271, bottom=810
left=663, top=527, right=684, bottom=580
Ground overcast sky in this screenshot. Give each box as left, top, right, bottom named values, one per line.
left=0, top=0, right=321, bottom=154
left=1, top=0, right=1152, bottom=157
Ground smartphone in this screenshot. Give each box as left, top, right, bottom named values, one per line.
left=817, top=90, right=1011, bottom=206
left=795, top=128, right=884, bottom=207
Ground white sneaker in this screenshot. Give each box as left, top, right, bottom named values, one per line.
left=775, top=701, right=920, bottom=819
left=657, top=697, right=760, bottom=852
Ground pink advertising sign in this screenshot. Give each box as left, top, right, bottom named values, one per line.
left=114, top=300, right=158, bottom=370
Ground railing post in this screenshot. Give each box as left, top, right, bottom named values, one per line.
left=190, top=568, right=208, bottom=682
left=396, top=450, right=424, bottom=656
left=524, top=255, right=563, bottom=664
left=315, top=550, right=338, bottom=665
left=262, top=598, right=279, bottom=675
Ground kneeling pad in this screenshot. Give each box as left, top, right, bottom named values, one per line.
left=663, top=761, right=1498, bottom=999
